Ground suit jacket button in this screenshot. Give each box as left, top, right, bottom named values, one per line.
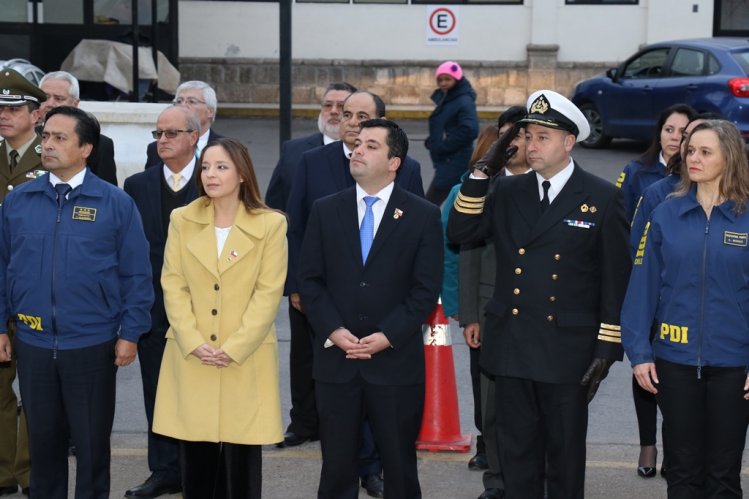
left=511, top=308, right=519, bottom=316
left=359, top=281, right=367, bottom=287
left=551, top=274, right=558, bottom=280
left=554, top=254, right=561, bottom=261
left=518, top=248, right=526, bottom=255
left=514, top=267, right=522, bottom=275
left=214, top=283, right=220, bottom=291
left=513, top=288, right=520, bottom=295
left=210, top=334, right=217, bottom=341
left=547, top=315, right=554, bottom=322
left=211, top=309, right=218, bottom=316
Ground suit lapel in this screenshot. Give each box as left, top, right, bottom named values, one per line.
left=145, top=166, right=165, bottom=239
left=326, top=144, right=354, bottom=191
left=216, top=209, right=256, bottom=276
left=510, top=173, right=542, bottom=230
left=336, top=188, right=364, bottom=267
left=185, top=203, right=220, bottom=280
left=526, top=165, right=588, bottom=244
left=364, top=187, right=409, bottom=267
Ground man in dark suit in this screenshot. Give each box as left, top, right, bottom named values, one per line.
left=266, top=81, right=357, bottom=212
left=266, top=82, right=357, bottom=465
left=122, top=105, right=201, bottom=498
left=144, top=81, right=221, bottom=169
left=38, top=71, right=118, bottom=185
left=459, top=106, right=530, bottom=499
left=284, top=91, right=424, bottom=497
left=449, top=90, right=631, bottom=499
left=299, top=119, right=442, bottom=499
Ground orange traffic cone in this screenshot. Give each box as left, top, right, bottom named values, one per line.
left=415, top=301, right=471, bottom=452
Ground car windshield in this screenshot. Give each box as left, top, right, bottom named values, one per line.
left=732, top=50, right=749, bottom=76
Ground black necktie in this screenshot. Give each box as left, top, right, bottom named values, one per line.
left=55, top=183, right=71, bottom=208
left=9, top=150, right=19, bottom=172
left=540, top=180, right=551, bottom=212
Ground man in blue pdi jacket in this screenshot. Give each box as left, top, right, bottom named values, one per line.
left=0, top=106, right=153, bottom=499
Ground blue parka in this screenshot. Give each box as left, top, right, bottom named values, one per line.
left=0, top=171, right=153, bottom=351
left=622, top=187, right=749, bottom=371
left=616, top=157, right=667, bottom=223
left=427, top=78, right=479, bottom=191
left=628, top=174, right=679, bottom=257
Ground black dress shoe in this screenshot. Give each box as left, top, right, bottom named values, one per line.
left=637, top=466, right=656, bottom=478
left=360, top=474, right=385, bottom=498
left=279, top=431, right=318, bottom=447
left=0, top=486, right=18, bottom=497
left=468, top=452, right=489, bottom=471
left=124, top=475, right=182, bottom=498
left=478, top=488, right=505, bottom=499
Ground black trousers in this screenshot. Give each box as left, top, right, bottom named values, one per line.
left=180, top=441, right=261, bottom=499
left=656, top=359, right=749, bottom=499
left=15, top=338, right=117, bottom=499
left=316, top=377, right=424, bottom=499
left=287, top=302, right=318, bottom=437
left=137, top=329, right=180, bottom=482
left=495, top=376, right=587, bottom=499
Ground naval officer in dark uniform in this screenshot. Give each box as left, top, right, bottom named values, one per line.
left=448, top=90, right=631, bottom=499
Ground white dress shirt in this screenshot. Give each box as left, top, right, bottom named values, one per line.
left=163, top=157, right=196, bottom=191
left=536, top=158, right=574, bottom=204
left=356, top=182, right=394, bottom=236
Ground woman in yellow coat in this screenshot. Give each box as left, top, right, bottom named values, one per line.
left=153, top=138, right=286, bottom=499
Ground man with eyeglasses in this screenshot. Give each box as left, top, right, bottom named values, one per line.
left=122, top=105, right=201, bottom=498
left=143, top=81, right=222, bottom=169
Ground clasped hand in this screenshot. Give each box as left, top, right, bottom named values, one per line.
left=191, top=343, right=234, bottom=368
left=329, top=328, right=390, bottom=359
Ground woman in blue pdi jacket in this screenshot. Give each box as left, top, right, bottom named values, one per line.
left=622, top=119, right=749, bottom=498
left=425, top=60, right=479, bottom=206
left=616, top=104, right=695, bottom=223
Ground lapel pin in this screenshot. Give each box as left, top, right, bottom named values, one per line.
left=580, top=204, right=589, bottom=213
left=34, top=144, right=41, bottom=154
left=590, top=206, right=597, bottom=213
left=227, top=250, right=238, bottom=263
left=393, top=208, right=403, bottom=219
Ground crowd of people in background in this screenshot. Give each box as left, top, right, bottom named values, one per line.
left=0, top=58, right=748, bottom=499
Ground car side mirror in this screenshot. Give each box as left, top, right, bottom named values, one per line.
left=606, top=68, right=618, bottom=82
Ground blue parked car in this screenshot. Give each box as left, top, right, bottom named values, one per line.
left=571, top=38, right=749, bottom=148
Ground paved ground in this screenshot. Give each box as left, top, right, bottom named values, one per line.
left=9, top=117, right=749, bottom=498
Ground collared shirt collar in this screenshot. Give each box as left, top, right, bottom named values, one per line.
left=505, top=167, right=533, bottom=177
left=196, top=129, right=211, bottom=158
left=536, top=158, right=574, bottom=204
left=49, top=168, right=86, bottom=190
left=323, top=134, right=337, bottom=145
left=355, top=181, right=395, bottom=235
left=7, top=134, right=37, bottom=163
left=342, top=142, right=353, bottom=159
left=163, top=156, right=197, bottom=187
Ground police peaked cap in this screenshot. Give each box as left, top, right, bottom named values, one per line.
left=0, top=68, right=46, bottom=106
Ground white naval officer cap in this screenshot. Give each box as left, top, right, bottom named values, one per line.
left=519, top=90, right=590, bottom=143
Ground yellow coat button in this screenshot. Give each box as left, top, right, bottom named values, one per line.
left=513, top=288, right=520, bottom=295
left=515, top=268, right=522, bottom=275
left=512, top=308, right=519, bottom=316
left=210, top=334, right=217, bottom=341
left=211, top=309, right=218, bottom=316
left=518, top=248, right=526, bottom=255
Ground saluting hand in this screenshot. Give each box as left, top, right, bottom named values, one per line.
left=114, top=339, right=137, bottom=367
left=0, top=334, right=11, bottom=362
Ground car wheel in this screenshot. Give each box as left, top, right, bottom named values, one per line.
left=579, top=103, right=611, bottom=149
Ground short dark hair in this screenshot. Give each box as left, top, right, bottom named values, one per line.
left=497, top=106, right=527, bottom=130
left=359, top=118, right=408, bottom=163
left=345, top=91, right=386, bottom=118
left=325, top=82, right=358, bottom=94
left=44, top=105, right=100, bottom=155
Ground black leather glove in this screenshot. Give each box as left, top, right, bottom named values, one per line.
left=580, top=358, right=613, bottom=403
left=472, top=123, right=522, bottom=177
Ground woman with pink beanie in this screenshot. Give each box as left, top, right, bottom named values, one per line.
left=425, top=60, right=479, bottom=205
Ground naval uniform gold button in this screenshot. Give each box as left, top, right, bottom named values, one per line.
left=513, top=288, right=520, bottom=295
left=549, top=296, right=556, bottom=302
left=511, top=308, right=519, bottom=316
left=515, top=268, right=522, bottom=275
left=551, top=274, right=558, bottom=280
left=518, top=248, right=526, bottom=255
left=547, top=315, right=554, bottom=322
left=554, top=254, right=561, bottom=261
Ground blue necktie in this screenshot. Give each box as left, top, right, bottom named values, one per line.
left=360, top=196, right=378, bottom=263
left=55, top=183, right=71, bottom=208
